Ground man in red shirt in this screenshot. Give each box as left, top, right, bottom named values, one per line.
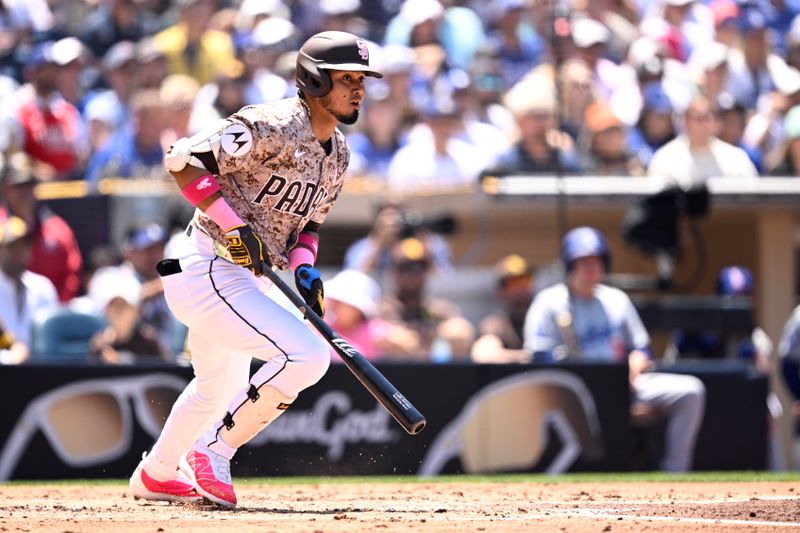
left=0, top=153, right=83, bottom=302
left=8, top=41, right=85, bottom=180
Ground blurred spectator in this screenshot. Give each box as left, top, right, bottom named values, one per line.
left=88, top=222, right=176, bottom=359
left=769, top=104, right=800, bottom=175
left=384, top=0, right=484, bottom=71
left=136, top=37, right=170, bottom=90
left=639, top=0, right=714, bottom=63
left=83, top=40, right=139, bottom=147
left=670, top=266, right=771, bottom=369
left=6, top=41, right=85, bottom=181
left=715, top=92, right=764, bottom=173
left=580, top=101, right=643, bottom=175
left=78, top=0, right=159, bottom=60
left=376, top=237, right=474, bottom=361
left=481, top=72, right=581, bottom=177
left=85, top=89, right=166, bottom=183
left=0, top=0, right=54, bottom=79
left=688, top=41, right=730, bottom=107
left=346, top=90, right=407, bottom=177
left=483, top=0, right=545, bottom=88
left=89, top=278, right=171, bottom=364
left=0, top=153, right=83, bottom=302
left=628, top=82, right=677, bottom=168
left=471, top=254, right=534, bottom=364
left=788, top=14, right=800, bottom=72
left=159, top=74, right=200, bottom=146
left=523, top=226, right=706, bottom=472
left=709, top=0, right=739, bottom=48
left=153, top=0, right=237, bottom=85
left=343, top=200, right=453, bottom=275
left=233, top=16, right=296, bottom=105
left=387, top=94, right=483, bottom=189
left=647, top=95, right=757, bottom=188
left=324, top=269, right=392, bottom=362
left=51, top=37, right=89, bottom=108
left=570, top=16, right=621, bottom=101
left=0, top=216, right=58, bottom=364
left=725, top=7, right=789, bottom=109
left=557, top=59, right=597, bottom=143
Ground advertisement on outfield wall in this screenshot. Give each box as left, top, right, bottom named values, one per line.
left=0, top=363, right=766, bottom=480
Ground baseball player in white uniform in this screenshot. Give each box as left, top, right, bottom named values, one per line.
left=128, top=31, right=382, bottom=508
left=523, top=227, right=706, bottom=472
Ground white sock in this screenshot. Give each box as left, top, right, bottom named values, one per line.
left=199, top=428, right=237, bottom=461
left=142, top=453, right=180, bottom=482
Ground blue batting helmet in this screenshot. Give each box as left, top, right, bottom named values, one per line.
left=717, top=266, right=753, bottom=296
left=562, top=227, right=611, bottom=272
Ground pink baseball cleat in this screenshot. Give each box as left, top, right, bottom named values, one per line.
left=180, top=446, right=237, bottom=508
left=129, top=453, right=202, bottom=503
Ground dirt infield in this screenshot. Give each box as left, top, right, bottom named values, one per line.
left=1, top=480, right=798, bottom=532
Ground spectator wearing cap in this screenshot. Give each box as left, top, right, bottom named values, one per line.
left=725, top=6, right=790, bottom=109
left=0, top=153, right=83, bottom=302
left=0, top=0, right=54, bottom=79
left=481, top=72, right=582, bottom=177
left=323, top=269, right=394, bottom=362
left=85, top=89, right=167, bottom=184
left=709, top=0, right=740, bottom=47
left=376, top=237, right=475, bottom=361
left=82, top=40, right=139, bottom=147
left=78, top=0, right=160, bottom=60
left=6, top=41, right=86, bottom=181
left=153, top=0, right=236, bottom=86
left=51, top=37, right=88, bottom=108
left=570, top=16, right=621, bottom=101
left=136, top=37, right=170, bottom=91
left=640, top=0, right=714, bottom=63
left=628, top=82, right=677, bottom=168
left=688, top=41, right=731, bottom=106
left=471, top=254, right=535, bottom=364
left=233, top=16, right=296, bottom=106
left=647, top=95, right=757, bottom=188
left=0, top=215, right=58, bottom=364
left=483, top=0, right=546, bottom=88
left=580, top=101, right=643, bottom=176
left=88, top=271, right=171, bottom=364
left=386, top=93, right=484, bottom=190
left=88, top=222, right=177, bottom=359
left=715, top=92, right=764, bottom=173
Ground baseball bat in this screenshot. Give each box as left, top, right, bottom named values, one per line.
left=261, top=263, right=427, bottom=435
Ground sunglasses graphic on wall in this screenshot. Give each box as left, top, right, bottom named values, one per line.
left=418, top=370, right=604, bottom=476
left=0, top=373, right=187, bottom=481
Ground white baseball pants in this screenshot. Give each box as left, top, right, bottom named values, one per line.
left=143, top=226, right=329, bottom=480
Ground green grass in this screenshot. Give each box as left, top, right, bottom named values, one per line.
left=4, top=471, right=800, bottom=487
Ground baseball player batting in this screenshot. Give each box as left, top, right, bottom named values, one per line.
left=128, top=31, right=382, bottom=508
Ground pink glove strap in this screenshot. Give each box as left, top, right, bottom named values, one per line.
left=204, top=197, right=245, bottom=232
left=182, top=173, right=221, bottom=206
left=289, top=232, right=319, bottom=271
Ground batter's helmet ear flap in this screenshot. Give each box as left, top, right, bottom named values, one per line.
left=296, top=51, right=333, bottom=98
left=562, top=227, right=611, bottom=273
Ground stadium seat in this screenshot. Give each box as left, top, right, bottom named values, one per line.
left=30, top=307, right=106, bottom=362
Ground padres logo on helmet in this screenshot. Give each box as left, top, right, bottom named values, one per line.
left=296, top=31, right=383, bottom=98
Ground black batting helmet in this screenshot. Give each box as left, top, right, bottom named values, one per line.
left=296, top=31, right=383, bottom=98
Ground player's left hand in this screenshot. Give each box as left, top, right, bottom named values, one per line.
left=295, top=264, right=325, bottom=318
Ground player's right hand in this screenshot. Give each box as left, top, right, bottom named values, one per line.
left=225, top=224, right=265, bottom=276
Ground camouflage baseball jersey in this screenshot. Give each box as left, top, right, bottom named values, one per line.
left=192, top=97, right=349, bottom=269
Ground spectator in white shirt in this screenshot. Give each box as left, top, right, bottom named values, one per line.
left=0, top=216, right=58, bottom=364
left=647, top=95, right=758, bottom=188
